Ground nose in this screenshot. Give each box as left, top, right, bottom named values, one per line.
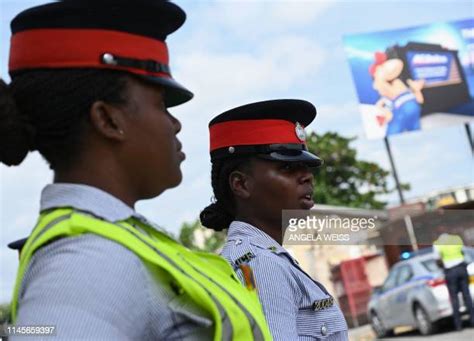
left=168, top=110, right=182, bottom=134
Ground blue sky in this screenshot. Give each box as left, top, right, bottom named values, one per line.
left=0, top=0, right=473, bottom=302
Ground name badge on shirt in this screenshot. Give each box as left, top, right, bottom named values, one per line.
left=312, top=297, right=334, bottom=311
left=234, top=251, right=256, bottom=267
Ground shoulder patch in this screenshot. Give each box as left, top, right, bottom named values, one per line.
left=234, top=251, right=256, bottom=267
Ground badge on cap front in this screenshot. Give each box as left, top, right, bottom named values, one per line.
left=295, top=122, right=306, bottom=142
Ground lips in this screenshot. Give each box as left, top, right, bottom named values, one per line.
left=176, top=139, right=185, bottom=161
left=299, top=188, right=314, bottom=209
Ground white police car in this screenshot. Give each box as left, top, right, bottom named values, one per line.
left=368, top=247, right=474, bottom=337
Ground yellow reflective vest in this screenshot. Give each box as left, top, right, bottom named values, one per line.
left=12, top=208, right=272, bottom=341
left=434, top=233, right=464, bottom=263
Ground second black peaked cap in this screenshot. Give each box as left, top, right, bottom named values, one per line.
left=9, top=0, right=193, bottom=107
left=209, top=99, right=323, bottom=167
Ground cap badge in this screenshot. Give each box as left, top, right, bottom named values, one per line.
left=295, top=122, right=306, bottom=142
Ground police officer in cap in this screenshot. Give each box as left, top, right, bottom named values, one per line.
left=1, top=1, right=271, bottom=339
left=200, top=100, right=349, bottom=340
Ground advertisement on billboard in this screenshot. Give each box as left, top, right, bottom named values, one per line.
left=344, top=18, right=474, bottom=139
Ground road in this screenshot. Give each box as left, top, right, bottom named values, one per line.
left=384, top=327, right=474, bottom=341
left=349, top=320, right=474, bottom=341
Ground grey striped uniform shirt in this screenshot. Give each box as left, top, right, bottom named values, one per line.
left=221, top=221, right=349, bottom=341
left=12, top=183, right=214, bottom=340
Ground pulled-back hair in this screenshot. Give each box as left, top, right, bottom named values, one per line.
left=200, top=157, right=251, bottom=231
left=0, top=69, right=128, bottom=170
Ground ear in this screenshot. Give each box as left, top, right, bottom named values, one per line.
left=229, top=170, right=252, bottom=200
left=89, top=101, right=127, bottom=141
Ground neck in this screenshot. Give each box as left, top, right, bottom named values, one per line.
left=54, top=160, right=136, bottom=208
left=234, top=214, right=283, bottom=244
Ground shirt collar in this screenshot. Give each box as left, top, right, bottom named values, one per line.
left=40, top=183, right=144, bottom=223
left=227, top=220, right=288, bottom=255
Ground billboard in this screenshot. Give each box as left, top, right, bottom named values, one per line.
left=344, top=18, right=474, bottom=139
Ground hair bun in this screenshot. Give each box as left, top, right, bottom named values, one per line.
left=200, top=202, right=233, bottom=232
left=0, top=79, right=35, bottom=166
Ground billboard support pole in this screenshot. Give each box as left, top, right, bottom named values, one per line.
left=465, top=123, right=473, bottom=156
left=404, top=215, right=418, bottom=251
left=384, top=137, right=405, bottom=204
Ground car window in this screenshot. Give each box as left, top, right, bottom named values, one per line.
left=422, top=259, right=442, bottom=273
left=396, top=265, right=413, bottom=286
left=382, top=267, right=399, bottom=292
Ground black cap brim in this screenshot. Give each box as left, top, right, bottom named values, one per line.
left=140, top=75, right=193, bottom=107
left=258, top=150, right=323, bottom=167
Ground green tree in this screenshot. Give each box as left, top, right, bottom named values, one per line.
left=0, top=303, right=10, bottom=324
left=178, top=220, right=226, bottom=253
left=306, top=131, right=409, bottom=209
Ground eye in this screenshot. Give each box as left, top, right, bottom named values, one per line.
left=280, top=162, right=309, bottom=172
left=280, top=162, right=295, bottom=171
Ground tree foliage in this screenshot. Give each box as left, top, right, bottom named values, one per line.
left=178, top=220, right=226, bottom=253
left=0, top=303, right=10, bottom=324
left=306, top=131, right=409, bottom=209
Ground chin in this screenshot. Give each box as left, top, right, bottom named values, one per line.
left=143, top=171, right=182, bottom=199
left=170, top=175, right=183, bottom=188
left=168, top=170, right=183, bottom=188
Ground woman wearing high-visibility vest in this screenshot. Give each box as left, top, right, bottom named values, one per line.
left=1, top=1, right=271, bottom=340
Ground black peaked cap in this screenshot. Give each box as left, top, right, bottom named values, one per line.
left=209, top=99, right=322, bottom=167
left=210, top=99, right=317, bottom=127
left=11, top=0, right=185, bottom=40
left=10, top=0, right=192, bottom=107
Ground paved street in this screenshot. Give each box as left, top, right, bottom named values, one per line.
left=349, top=320, right=474, bottom=341
left=384, top=323, right=474, bottom=341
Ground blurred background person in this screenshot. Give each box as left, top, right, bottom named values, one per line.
left=434, top=227, right=474, bottom=330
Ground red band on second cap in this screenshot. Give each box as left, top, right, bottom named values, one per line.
left=9, top=29, right=170, bottom=77
left=210, top=119, right=304, bottom=151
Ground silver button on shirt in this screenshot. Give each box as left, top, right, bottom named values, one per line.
left=221, top=221, right=349, bottom=341
left=321, top=323, right=328, bottom=336
left=13, top=183, right=213, bottom=340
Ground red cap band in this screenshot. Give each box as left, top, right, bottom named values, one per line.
left=9, top=29, right=170, bottom=78
left=210, top=119, right=305, bottom=151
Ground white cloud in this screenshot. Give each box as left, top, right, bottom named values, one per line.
left=203, top=0, right=335, bottom=41
left=344, top=46, right=374, bottom=60
left=312, top=102, right=363, bottom=137
left=173, top=34, right=327, bottom=125
left=270, top=1, right=335, bottom=26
